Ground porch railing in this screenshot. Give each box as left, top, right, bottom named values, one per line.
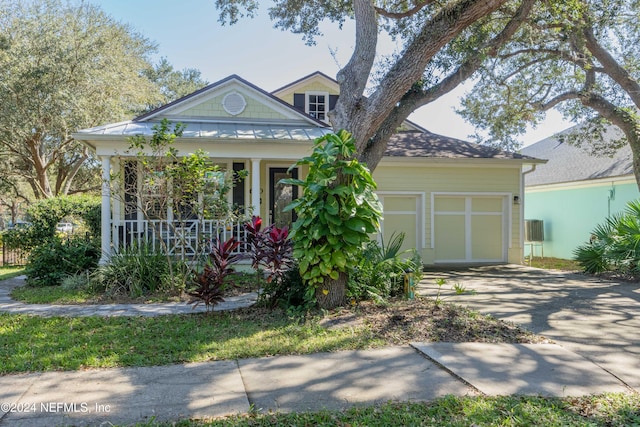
left=111, top=219, right=248, bottom=258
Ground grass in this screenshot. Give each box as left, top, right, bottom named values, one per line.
left=10, top=285, right=98, bottom=304
left=0, top=296, right=542, bottom=374
left=10, top=271, right=263, bottom=304
left=526, top=256, right=581, bottom=271
left=124, top=394, right=640, bottom=426
left=0, top=265, right=25, bottom=281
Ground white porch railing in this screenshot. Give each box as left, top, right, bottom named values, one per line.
left=111, top=219, right=248, bottom=258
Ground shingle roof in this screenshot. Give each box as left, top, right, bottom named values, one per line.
left=385, top=131, right=539, bottom=160
left=520, top=126, right=633, bottom=186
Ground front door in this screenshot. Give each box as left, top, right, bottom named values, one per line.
left=269, top=167, right=298, bottom=228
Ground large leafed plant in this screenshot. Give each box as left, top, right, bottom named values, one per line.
left=284, top=130, right=382, bottom=309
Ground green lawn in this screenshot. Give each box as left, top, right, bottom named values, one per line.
left=527, top=256, right=581, bottom=271
left=0, top=265, right=25, bottom=281
left=126, top=394, right=640, bottom=426
left=0, top=309, right=384, bottom=373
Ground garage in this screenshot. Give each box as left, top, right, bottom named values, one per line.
left=378, top=193, right=424, bottom=254
left=432, top=194, right=509, bottom=263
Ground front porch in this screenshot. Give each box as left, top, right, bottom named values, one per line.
left=99, top=155, right=304, bottom=262
left=111, top=218, right=248, bottom=258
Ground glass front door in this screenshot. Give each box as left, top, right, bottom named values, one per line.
left=269, top=167, right=298, bottom=229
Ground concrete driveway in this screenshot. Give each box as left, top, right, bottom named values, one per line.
left=419, top=264, right=640, bottom=390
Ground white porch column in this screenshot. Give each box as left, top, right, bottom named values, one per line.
left=251, top=158, right=261, bottom=217
left=99, top=155, right=112, bottom=264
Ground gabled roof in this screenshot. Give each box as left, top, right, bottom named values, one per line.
left=271, top=71, right=339, bottom=96
left=520, top=126, right=633, bottom=186
left=386, top=131, right=541, bottom=161
left=134, top=74, right=328, bottom=127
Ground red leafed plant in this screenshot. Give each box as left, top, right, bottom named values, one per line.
left=243, top=216, right=293, bottom=284
left=188, top=236, right=241, bottom=312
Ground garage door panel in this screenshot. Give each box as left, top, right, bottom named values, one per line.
left=471, top=215, right=503, bottom=260
left=434, top=197, right=465, bottom=212
left=383, top=214, right=417, bottom=253
left=434, top=195, right=507, bottom=263
left=472, top=198, right=503, bottom=212
left=434, top=215, right=465, bottom=260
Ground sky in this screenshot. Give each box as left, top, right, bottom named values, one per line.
left=95, top=0, right=573, bottom=147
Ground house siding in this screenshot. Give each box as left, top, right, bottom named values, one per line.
left=278, top=82, right=340, bottom=105
left=176, top=93, right=289, bottom=120
left=525, top=178, right=640, bottom=259
left=374, top=164, right=522, bottom=264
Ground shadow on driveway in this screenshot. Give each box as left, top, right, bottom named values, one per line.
left=419, top=264, right=640, bottom=389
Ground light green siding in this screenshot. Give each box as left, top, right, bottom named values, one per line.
left=177, top=93, right=289, bottom=120
left=525, top=179, right=640, bottom=259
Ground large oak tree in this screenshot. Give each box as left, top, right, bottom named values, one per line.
left=459, top=0, right=640, bottom=189
left=215, top=0, right=542, bottom=307
left=0, top=0, right=161, bottom=199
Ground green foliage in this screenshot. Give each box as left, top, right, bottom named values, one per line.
left=92, top=242, right=186, bottom=298
left=3, top=195, right=100, bottom=251
left=0, top=0, right=161, bottom=198
left=126, top=118, right=234, bottom=222
left=347, top=232, right=422, bottom=304
left=24, top=237, right=100, bottom=287
left=459, top=0, right=640, bottom=161
left=432, top=278, right=475, bottom=307
left=141, top=57, right=209, bottom=112
left=284, top=130, right=382, bottom=298
left=574, top=200, right=640, bottom=276
left=258, top=262, right=315, bottom=313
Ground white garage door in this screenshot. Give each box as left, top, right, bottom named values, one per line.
left=433, top=195, right=508, bottom=263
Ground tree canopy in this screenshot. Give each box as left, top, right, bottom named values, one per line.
left=215, top=0, right=540, bottom=170
left=458, top=0, right=640, bottom=188
left=0, top=0, right=209, bottom=202
left=0, top=0, right=160, bottom=199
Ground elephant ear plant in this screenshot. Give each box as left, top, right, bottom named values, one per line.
left=283, top=130, right=382, bottom=309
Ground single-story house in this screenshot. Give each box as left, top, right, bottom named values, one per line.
left=520, top=125, right=639, bottom=259
left=73, top=71, right=544, bottom=266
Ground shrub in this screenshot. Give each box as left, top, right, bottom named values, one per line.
left=347, top=233, right=422, bottom=304
left=258, top=262, right=315, bottom=312
left=284, top=130, right=382, bottom=308
left=188, top=236, right=241, bottom=311
left=93, top=242, right=186, bottom=297
left=5, top=195, right=101, bottom=251
left=25, top=237, right=100, bottom=287
left=574, top=200, right=640, bottom=277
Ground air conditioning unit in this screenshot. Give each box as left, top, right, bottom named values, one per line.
left=525, top=219, right=544, bottom=242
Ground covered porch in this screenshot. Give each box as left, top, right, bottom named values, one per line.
left=97, top=148, right=312, bottom=262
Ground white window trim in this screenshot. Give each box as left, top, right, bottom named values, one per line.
left=305, top=91, right=330, bottom=123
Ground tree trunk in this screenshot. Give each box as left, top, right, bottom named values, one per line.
left=316, top=271, right=347, bottom=309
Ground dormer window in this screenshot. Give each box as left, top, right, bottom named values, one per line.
left=292, top=91, right=337, bottom=124
left=306, top=91, right=329, bottom=123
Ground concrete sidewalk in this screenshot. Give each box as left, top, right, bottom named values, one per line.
left=0, top=343, right=631, bottom=426
left=1, top=268, right=638, bottom=426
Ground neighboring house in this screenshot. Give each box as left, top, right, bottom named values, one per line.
left=520, top=126, right=639, bottom=259
left=73, top=71, right=543, bottom=266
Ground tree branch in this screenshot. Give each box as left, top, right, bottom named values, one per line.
left=374, top=0, right=436, bottom=19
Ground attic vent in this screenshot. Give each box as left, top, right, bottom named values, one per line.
left=222, top=92, right=246, bottom=116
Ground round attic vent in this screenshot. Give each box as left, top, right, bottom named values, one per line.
left=222, top=92, right=246, bottom=116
